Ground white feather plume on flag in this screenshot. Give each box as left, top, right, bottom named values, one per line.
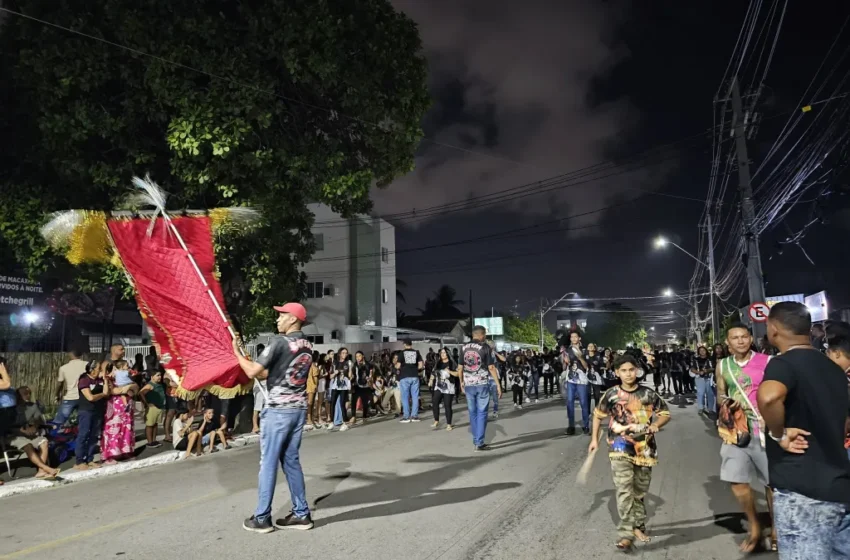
left=40, top=210, right=86, bottom=248
left=127, top=174, right=169, bottom=237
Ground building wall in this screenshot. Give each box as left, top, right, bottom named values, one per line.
left=300, top=204, right=396, bottom=343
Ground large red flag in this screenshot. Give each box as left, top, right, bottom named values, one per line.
left=107, top=216, right=248, bottom=394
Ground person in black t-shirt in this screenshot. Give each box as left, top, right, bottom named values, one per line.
left=236, top=302, right=314, bottom=534
left=758, top=302, right=850, bottom=557
left=393, top=339, right=424, bottom=423
left=350, top=352, right=374, bottom=425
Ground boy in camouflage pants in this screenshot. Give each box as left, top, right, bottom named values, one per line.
left=589, top=354, right=671, bottom=552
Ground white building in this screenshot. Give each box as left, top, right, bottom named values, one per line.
left=299, top=203, right=397, bottom=344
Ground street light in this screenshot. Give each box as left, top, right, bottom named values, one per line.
left=662, top=288, right=702, bottom=345
left=655, top=234, right=719, bottom=344
left=662, top=288, right=674, bottom=297
left=539, top=291, right=578, bottom=349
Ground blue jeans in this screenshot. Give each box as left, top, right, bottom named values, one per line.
left=398, top=377, right=420, bottom=419
left=488, top=378, right=499, bottom=413
left=75, top=409, right=103, bottom=465
left=53, top=399, right=79, bottom=425
left=694, top=376, right=715, bottom=413
left=565, top=382, right=590, bottom=428
left=465, top=384, right=490, bottom=446
left=773, top=488, right=850, bottom=559
left=254, top=408, right=309, bottom=522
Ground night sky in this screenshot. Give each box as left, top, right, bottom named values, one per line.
left=379, top=0, right=850, bottom=329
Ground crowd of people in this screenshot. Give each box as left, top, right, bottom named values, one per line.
left=4, top=299, right=850, bottom=559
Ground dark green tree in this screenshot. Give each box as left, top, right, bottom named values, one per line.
left=584, top=303, right=647, bottom=349
left=504, top=312, right=555, bottom=347
left=0, top=0, right=430, bottom=337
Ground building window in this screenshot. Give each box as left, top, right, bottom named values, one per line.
left=382, top=288, right=388, bottom=303
left=306, top=335, right=324, bottom=344
left=381, top=247, right=389, bottom=263
left=305, top=281, right=324, bottom=299
left=314, top=233, right=324, bottom=251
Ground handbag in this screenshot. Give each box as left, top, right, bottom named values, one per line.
left=717, top=359, right=765, bottom=448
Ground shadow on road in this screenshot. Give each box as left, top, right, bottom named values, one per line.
left=308, top=437, right=549, bottom=527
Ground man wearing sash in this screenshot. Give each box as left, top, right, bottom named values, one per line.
left=715, top=323, right=775, bottom=553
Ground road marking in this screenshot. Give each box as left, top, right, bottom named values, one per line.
left=0, top=491, right=226, bottom=559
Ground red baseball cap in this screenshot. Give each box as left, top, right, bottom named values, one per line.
left=273, top=302, right=307, bottom=322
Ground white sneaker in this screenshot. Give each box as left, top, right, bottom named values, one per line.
left=534, top=399, right=539, bottom=404
left=513, top=404, right=518, bottom=409
left=325, top=423, right=334, bottom=430
left=518, top=405, right=523, bottom=410
left=340, top=424, right=349, bottom=432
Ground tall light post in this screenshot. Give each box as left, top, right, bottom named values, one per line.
left=655, top=236, right=719, bottom=344
left=539, top=291, right=578, bottom=350
left=663, top=288, right=703, bottom=345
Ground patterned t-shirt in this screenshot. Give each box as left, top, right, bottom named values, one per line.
left=586, top=353, right=604, bottom=385
left=461, top=342, right=494, bottom=387
left=434, top=361, right=456, bottom=395
left=257, top=332, right=313, bottom=409
left=594, top=385, right=671, bottom=466
left=565, top=346, right=588, bottom=385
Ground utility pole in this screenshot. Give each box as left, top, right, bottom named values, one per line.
left=692, top=300, right=703, bottom=345
left=539, top=297, right=544, bottom=350
left=706, top=213, right=720, bottom=343
left=730, top=77, right=767, bottom=340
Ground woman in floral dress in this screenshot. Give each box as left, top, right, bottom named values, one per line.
left=99, top=361, right=138, bottom=464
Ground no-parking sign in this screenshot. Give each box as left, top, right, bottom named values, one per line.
left=748, top=302, right=770, bottom=323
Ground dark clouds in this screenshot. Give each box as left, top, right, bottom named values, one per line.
left=378, top=0, right=650, bottom=231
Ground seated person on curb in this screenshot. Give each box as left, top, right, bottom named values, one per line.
left=11, top=386, right=59, bottom=479
left=199, top=408, right=229, bottom=453
left=172, top=407, right=202, bottom=459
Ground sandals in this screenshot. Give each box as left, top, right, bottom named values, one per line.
left=616, top=538, right=633, bottom=553
left=634, top=524, right=651, bottom=543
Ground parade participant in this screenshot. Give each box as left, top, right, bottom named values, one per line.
left=589, top=354, right=671, bottom=552
left=690, top=346, right=716, bottom=417
left=430, top=348, right=458, bottom=430
left=541, top=352, right=556, bottom=398
left=509, top=354, right=529, bottom=409
left=758, top=303, right=850, bottom=558
left=461, top=326, right=501, bottom=451
left=394, top=339, right=424, bottom=423
left=586, top=343, right=605, bottom=407
left=237, top=303, right=314, bottom=534
left=350, top=351, right=373, bottom=426
left=487, top=342, right=504, bottom=418
left=563, top=331, right=591, bottom=435
left=715, top=324, right=775, bottom=553
left=824, top=322, right=850, bottom=460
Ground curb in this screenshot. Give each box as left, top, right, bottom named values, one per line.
left=0, top=433, right=261, bottom=500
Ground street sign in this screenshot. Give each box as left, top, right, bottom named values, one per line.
left=748, top=302, right=770, bottom=323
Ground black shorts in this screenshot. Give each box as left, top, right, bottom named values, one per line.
left=174, top=437, right=189, bottom=451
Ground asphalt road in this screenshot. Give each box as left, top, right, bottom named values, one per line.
left=0, top=394, right=765, bottom=560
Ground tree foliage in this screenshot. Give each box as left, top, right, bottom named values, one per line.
left=504, top=312, right=555, bottom=347
left=417, top=284, right=466, bottom=319
left=0, top=0, right=430, bottom=337
left=584, top=303, right=647, bottom=349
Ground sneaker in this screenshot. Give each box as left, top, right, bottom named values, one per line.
left=411, top=417, right=421, bottom=423
left=534, top=399, right=539, bottom=404
left=565, top=427, right=576, bottom=436
left=493, top=412, right=499, bottom=419
left=475, top=444, right=491, bottom=452
left=304, top=424, right=315, bottom=431
left=517, top=405, right=523, bottom=410
left=339, top=424, right=349, bottom=432
left=446, top=425, right=454, bottom=431
left=147, top=441, right=162, bottom=449
left=274, top=512, right=314, bottom=531
left=431, top=421, right=439, bottom=428
left=400, top=418, right=411, bottom=424
left=243, top=516, right=274, bottom=534
left=325, top=423, right=334, bottom=430
left=582, top=426, right=590, bottom=436
left=513, top=404, right=518, bottom=409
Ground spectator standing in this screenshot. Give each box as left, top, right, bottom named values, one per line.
left=144, top=345, right=160, bottom=376
left=105, top=344, right=125, bottom=364
left=139, top=369, right=166, bottom=448
left=54, top=349, right=86, bottom=425
left=236, top=302, right=314, bottom=534
left=74, top=360, right=109, bottom=470
left=252, top=344, right=268, bottom=434
left=461, top=326, right=501, bottom=451
left=304, top=350, right=321, bottom=431
left=328, top=348, right=351, bottom=431
left=394, top=339, right=424, bottom=423
left=758, top=302, right=850, bottom=558
left=100, top=361, right=138, bottom=465
left=430, top=348, right=458, bottom=430
left=824, top=322, right=850, bottom=460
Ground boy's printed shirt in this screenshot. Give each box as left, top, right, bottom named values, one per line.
left=594, top=385, right=670, bottom=467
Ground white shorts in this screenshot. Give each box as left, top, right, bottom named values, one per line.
left=253, top=383, right=266, bottom=412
